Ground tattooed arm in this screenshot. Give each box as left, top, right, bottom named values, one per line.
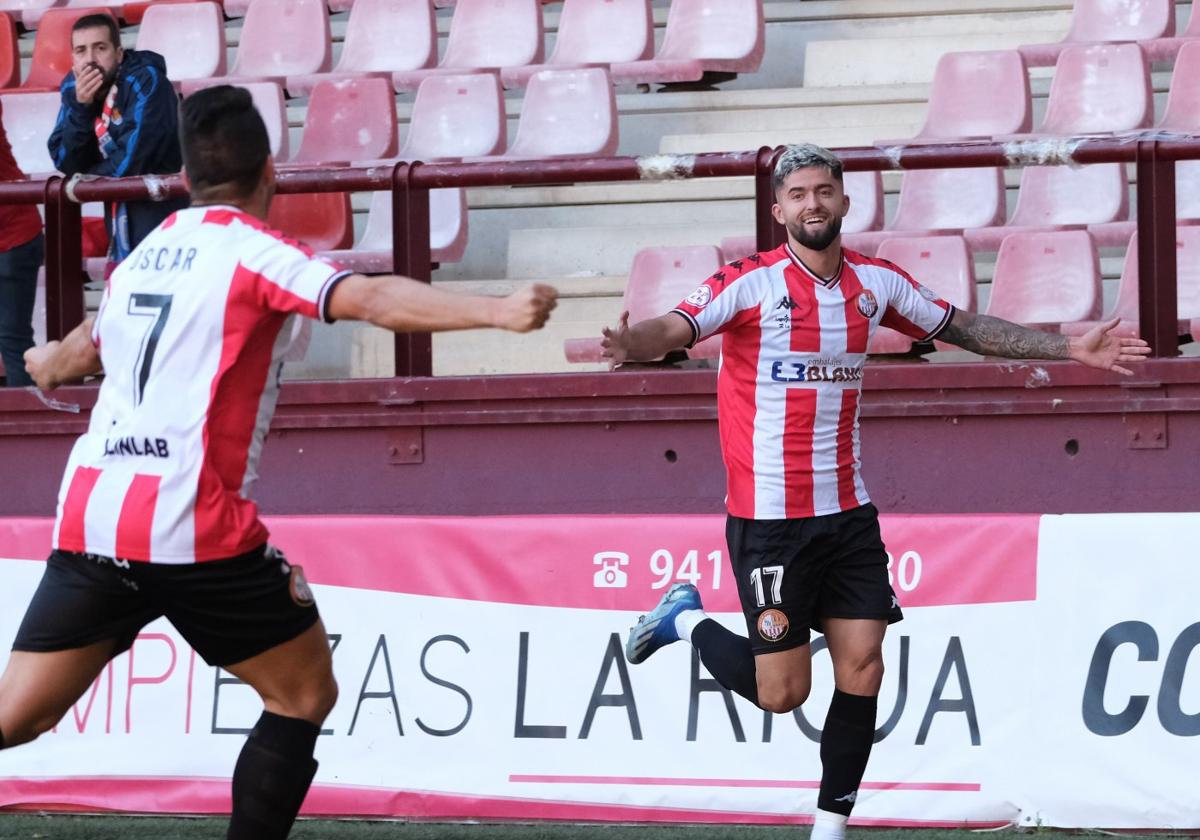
left=938, top=309, right=1152, bottom=375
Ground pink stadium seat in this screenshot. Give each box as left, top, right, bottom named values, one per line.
left=877, top=51, right=1031, bottom=144
left=267, top=193, right=353, bottom=252
left=1141, top=5, right=1200, bottom=61
left=291, top=77, right=398, bottom=164
left=965, top=164, right=1128, bottom=252
left=1019, top=0, right=1173, bottom=67
left=20, top=8, right=119, bottom=91
left=0, top=15, right=16, bottom=90
left=135, top=2, right=226, bottom=82
left=181, top=81, right=289, bottom=159
left=502, top=68, right=617, bottom=158
left=391, top=0, right=544, bottom=91
left=398, top=73, right=506, bottom=159
left=22, top=0, right=128, bottom=28
left=188, top=0, right=331, bottom=91
left=322, top=188, right=468, bottom=270
left=1062, top=230, right=1200, bottom=339
left=565, top=246, right=724, bottom=363
left=0, top=91, right=61, bottom=176
left=986, top=230, right=1102, bottom=328
left=222, top=0, right=250, bottom=15
left=0, top=2, right=54, bottom=29
left=287, top=0, right=437, bottom=97
left=122, top=1, right=212, bottom=26
left=1036, top=44, right=1152, bottom=135
left=501, top=0, right=653, bottom=88
left=867, top=236, right=977, bottom=354
left=609, top=0, right=764, bottom=86
left=1158, top=41, right=1200, bottom=133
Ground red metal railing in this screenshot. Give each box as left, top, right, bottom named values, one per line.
left=2, top=136, right=1197, bottom=375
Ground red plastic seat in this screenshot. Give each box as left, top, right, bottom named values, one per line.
left=0, top=14, right=17, bottom=90
left=322, top=188, right=468, bottom=270
left=22, top=0, right=127, bottom=28
left=292, top=77, right=398, bottom=164
left=188, top=0, right=331, bottom=91
left=867, top=236, right=977, bottom=354
left=501, top=0, right=653, bottom=89
left=1019, top=0, right=1173, bottom=67
left=399, top=73, right=506, bottom=159
left=965, top=164, right=1129, bottom=252
left=1158, top=41, right=1200, bottom=133
left=609, top=0, right=763, bottom=86
left=1062, top=229, right=1200, bottom=339
left=565, top=245, right=724, bottom=363
left=392, top=0, right=544, bottom=91
left=0, top=91, right=61, bottom=175
left=135, top=2, right=226, bottom=82
left=503, top=68, right=617, bottom=158
left=185, top=81, right=289, bottom=159
left=287, top=0, right=437, bottom=97
left=1037, top=43, right=1153, bottom=135
left=877, top=51, right=1031, bottom=144
left=986, top=230, right=1102, bottom=328
left=21, top=8, right=119, bottom=91
left=0, top=2, right=54, bottom=30
left=266, top=193, right=353, bottom=252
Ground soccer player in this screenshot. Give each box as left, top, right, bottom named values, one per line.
left=604, top=143, right=1149, bottom=839
left=0, top=86, right=556, bottom=840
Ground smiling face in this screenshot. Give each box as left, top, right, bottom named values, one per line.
left=771, top=166, right=850, bottom=253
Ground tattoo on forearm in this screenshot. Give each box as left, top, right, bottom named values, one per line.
left=940, top=313, right=1070, bottom=360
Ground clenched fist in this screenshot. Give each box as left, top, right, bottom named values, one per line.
left=493, top=283, right=558, bottom=333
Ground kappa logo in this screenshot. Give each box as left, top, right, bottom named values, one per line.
left=685, top=284, right=712, bottom=308
left=891, top=595, right=900, bottom=609
left=775, top=296, right=797, bottom=311
left=834, top=791, right=858, bottom=804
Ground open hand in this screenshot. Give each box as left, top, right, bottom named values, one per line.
left=495, top=283, right=557, bottom=333
left=600, top=310, right=632, bottom=371
left=1069, top=318, right=1153, bottom=375
left=24, top=341, right=62, bottom=391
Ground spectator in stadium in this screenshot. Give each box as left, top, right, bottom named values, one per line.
left=2, top=85, right=557, bottom=840
left=48, top=13, right=188, bottom=276
left=0, top=107, right=44, bottom=387
left=605, top=143, right=1149, bottom=840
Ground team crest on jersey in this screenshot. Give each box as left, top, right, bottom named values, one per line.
left=685, top=285, right=712, bottom=308
left=288, top=564, right=316, bottom=608
left=856, top=289, right=879, bottom=319
left=757, top=609, right=790, bottom=642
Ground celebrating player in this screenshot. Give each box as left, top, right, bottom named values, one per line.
left=604, top=143, right=1149, bottom=839
left=0, top=86, right=556, bottom=840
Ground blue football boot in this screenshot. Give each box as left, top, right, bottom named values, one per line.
left=625, top=582, right=703, bottom=664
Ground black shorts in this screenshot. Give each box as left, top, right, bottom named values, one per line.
left=12, top=544, right=320, bottom=667
left=727, top=503, right=902, bottom=654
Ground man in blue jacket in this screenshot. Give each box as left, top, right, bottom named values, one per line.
left=48, top=14, right=188, bottom=276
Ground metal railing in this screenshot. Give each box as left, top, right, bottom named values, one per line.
left=1, top=136, right=1196, bottom=376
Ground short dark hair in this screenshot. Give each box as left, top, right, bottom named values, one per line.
left=179, top=86, right=270, bottom=200
left=71, top=14, right=121, bottom=49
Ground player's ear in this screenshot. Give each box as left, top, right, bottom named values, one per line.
left=771, top=201, right=784, bottom=226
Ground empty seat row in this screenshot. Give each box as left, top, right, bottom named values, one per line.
left=1018, top=0, right=1200, bottom=66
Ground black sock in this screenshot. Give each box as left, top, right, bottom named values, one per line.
left=691, top=618, right=760, bottom=706
left=227, top=712, right=322, bottom=840
left=817, top=689, right=878, bottom=816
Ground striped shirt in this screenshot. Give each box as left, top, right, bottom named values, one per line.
left=673, top=243, right=954, bottom=519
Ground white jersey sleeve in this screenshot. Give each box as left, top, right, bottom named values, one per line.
left=236, top=228, right=352, bottom=323
left=876, top=259, right=955, bottom=341
left=671, top=255, right=773, bottom=346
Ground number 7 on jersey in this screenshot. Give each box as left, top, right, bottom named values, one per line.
left=127, top=293, right=173, bottom=406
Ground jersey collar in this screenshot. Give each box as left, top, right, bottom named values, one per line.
left=785, top=242, right=845, bottom=289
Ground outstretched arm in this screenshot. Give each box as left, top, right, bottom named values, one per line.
left=23, top=318, right=103, bottom=391
left=327, top=273, right=557, bottom=333
left=938, top=309, right=1152, bottom=375
left=601, top=311, right=695, bottom=370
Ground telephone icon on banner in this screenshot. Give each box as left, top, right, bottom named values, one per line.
left=593, top=552, right=630, bottom=588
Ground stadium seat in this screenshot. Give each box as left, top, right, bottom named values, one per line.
left=501, top=0, right=653, bottom=89
left=292, top=77, right=398, bottom=164
left=565, top=246, right=724, bottom=363
left=286, top=0, right=437, bottom=97
left=267, top=192, right=353, bottom=252
left=867, top=235, right=977, bottom=354
left=0, top=91, right=61, bottom=176
left=0, top=14, right=17, bottom=90
left=21, top=0, right=127, bottom=28
left=135, top=2, right=226, bottom=83
left=1061, top=230, right=1200, bottom=339
left=398, top=73, right=506, bottom=159
left=322, top=188, right=468, bottom=270
left=221, top=0, right=250, bottom=15
left=1158, top=41, right=1200, bottom=133
left=965, top=164, right=1129, bottom=252
left=1141, top=5, right=1200, bottom=61
left=876, top=51, right=1031, bottom=144
left=121, top=1, right=210, bottom=26
left=986, top=230, right=1102, bottom=329
left=185, top=0, right=332, bottom=92
left=1036, top=44, right=1153, bottom=135
left=502, top=68, right=617, bottom=159
left=1019, top=0, right=1174, bottom=67
left=391, top=0, right=544, bottom=91
left=20, top=7, right=119, bottom=91
left=0, top=1, right=54, bottom=31
left=608, top=0, right=764, bottom=86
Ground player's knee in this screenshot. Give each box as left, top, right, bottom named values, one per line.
left=840, top=650, right=884, bottom=694
left=302, top=675, right=338, bottom=723
left=757, top=681, right=810, bottom=713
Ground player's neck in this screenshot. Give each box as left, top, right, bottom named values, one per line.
left=190, top=196, right=269, bottom=221
left=786, top=236, right=843, bottom=280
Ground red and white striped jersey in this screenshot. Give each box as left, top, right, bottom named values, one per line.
left=673, top=243, right=954, bottom=520
left=52, top=205, right=350, bottom=563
